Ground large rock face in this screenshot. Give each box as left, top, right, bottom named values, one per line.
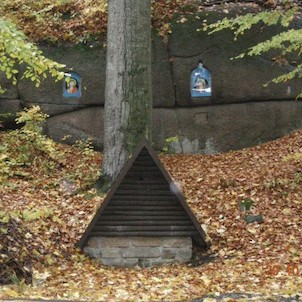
left=46, top=101, right=302, bottom=153
left=1, top=10, right=302, bottom=153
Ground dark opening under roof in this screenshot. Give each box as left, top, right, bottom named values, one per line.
left=77, top=138, right=209, bottom=249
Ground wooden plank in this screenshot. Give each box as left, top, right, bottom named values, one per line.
left=135, top=162, right=158, bottom=166
left=129, top=166, right=159, bottom=171
left=104, top=205, right=183, bottom=211
left=126, top=171, right=164, bottom=177
left=136, top=150, right=150, bottom=156
left=114, top=190, right=173, bottom=196
left=89, top=231, right=199, bottom=237
left=121, top=180, right=167, bottom=185
left=95, top=220, right=193, bottom=226
left=109, top=200, right=179, bottom=206
left=102, top=210, right=186, bottom=216
left=118, top=184, right=169, bottom=190
left=99, top=215, right=190, bottom=221
left=110, top=195, right=177, bottom=201
left=93, top=225, right=196, bottom=232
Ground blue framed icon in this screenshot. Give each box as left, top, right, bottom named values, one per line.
left=63, top=71, right=81, bottom=98
left=190, top=61, right=212, bottom=98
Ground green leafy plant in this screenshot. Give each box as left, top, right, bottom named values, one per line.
left=203, top=0, right=302, bottom=98
left=73, top=138, right=95, bottom=157
left=0, top=106, right=62, bottom=183
left=0, top=17, right=65, bottom=94
left=239, top=198, right=254, bottom=212
left=0, top=144, right=13, bottom=182
left=162, top=135, right=179, bottom=154
left=14, top=106, right=60, bottom=160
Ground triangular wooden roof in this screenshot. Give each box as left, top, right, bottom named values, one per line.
left=77, top=138, right=208, bottom=248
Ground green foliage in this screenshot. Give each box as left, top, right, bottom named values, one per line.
left=0, top=144, right=17, bottom=182
left=0, top=17, right=65, bottom=94
left=0, top=207, right=54, bottom=225
left=203, top=1, right=302, bottom=98
left=73, top=138, right=95, bottom=157
left=204, top=6, right=298, bottom=37
left=14, top=106, right=60, bottom=160
left=0, top=106, right=100, bottom=191
left=0, top=106, right=62, bottom=183
left=162, top=135, right=179, bottom=154
left=239, top=198, right=254, bottom=212
left=21, top=208, right=53, bottom=221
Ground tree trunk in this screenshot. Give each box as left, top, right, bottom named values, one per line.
left=101, top=0, right=152, bottom=187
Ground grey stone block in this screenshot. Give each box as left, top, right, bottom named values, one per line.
left=0, top=99, right=22, bottom=128
left=161, top=249, right=177, bottom=259
left=151, top=33, right=175, bottom=108
left=100, top=248, right=122, bottom=259
left=152, top=101, right=302, bottom=154
left=0, top=71, right=19, bottom=99
left=245, top=214, right=264, bottom=224
left=45, top=106, right=104, bottom=148
left=0, top=99, right=21, bottom=114
left=123, top=247, right=161, bottom=258
left=83, top=236, right=194, bottom=267
left=175, top=248, right=192, bottom=262
left=22, top=101, right=86, bottom=116
left=131, top=237, right=162, bottom=247
left=162, top=238, right=192, bottom=248
left=99, top=237, right=132, bottom=248
left=87, top=237, right=101, bottom=249
left=45, top=100, right=302, bottom=154
left=83, top=247, right=99, bottom=259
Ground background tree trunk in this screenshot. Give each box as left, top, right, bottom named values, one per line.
left=101, top=0, right=152, bottom=186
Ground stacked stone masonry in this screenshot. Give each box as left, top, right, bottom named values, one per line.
left=84, top=237, right=192, bottom=267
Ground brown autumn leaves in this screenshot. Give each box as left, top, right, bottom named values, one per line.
left=1, top=129, right=302, bottom=300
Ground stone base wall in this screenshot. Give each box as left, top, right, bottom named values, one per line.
left=84, top=237, right=192, bottom=267
left=43, top=101, right=302, bottom=154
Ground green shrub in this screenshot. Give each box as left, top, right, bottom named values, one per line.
left=162, top=135, right=179, bottom=154
left=0, top=106, right=62, bottom=183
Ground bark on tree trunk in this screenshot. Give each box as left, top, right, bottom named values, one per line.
left=100, top=0, right=152, bottom=187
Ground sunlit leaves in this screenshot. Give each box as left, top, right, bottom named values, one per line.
left=203, top=2, right=302, bottom=97
left=204, top=8, right=298, bottom=38
left=0, top=18, right=65, bottom=94
left=0, top=106, right=61, bottom=182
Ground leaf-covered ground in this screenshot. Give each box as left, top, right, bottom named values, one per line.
left=0, top=0, right=296, bottom=43
left=1, top=128, right=302, bottom=301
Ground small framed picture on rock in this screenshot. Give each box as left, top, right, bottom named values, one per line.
left=63, top=71, right=81, bottom=98
left=190, top=61, right=212, bottom=98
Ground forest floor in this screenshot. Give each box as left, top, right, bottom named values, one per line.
left=1, top=128, right=302, bottom=301
left=1, top=0, right=299, bottom=44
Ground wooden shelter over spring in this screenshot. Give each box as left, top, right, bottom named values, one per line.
left=77, top=138, right=209, bottom=267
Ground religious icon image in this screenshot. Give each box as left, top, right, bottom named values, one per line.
left=66, top=78, right=78, bottom=94
left=63, top=71, right=81, bottom=98
left=193, top=77, right=211, bottom=93
left=190, top=61, right=212, bottom=98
